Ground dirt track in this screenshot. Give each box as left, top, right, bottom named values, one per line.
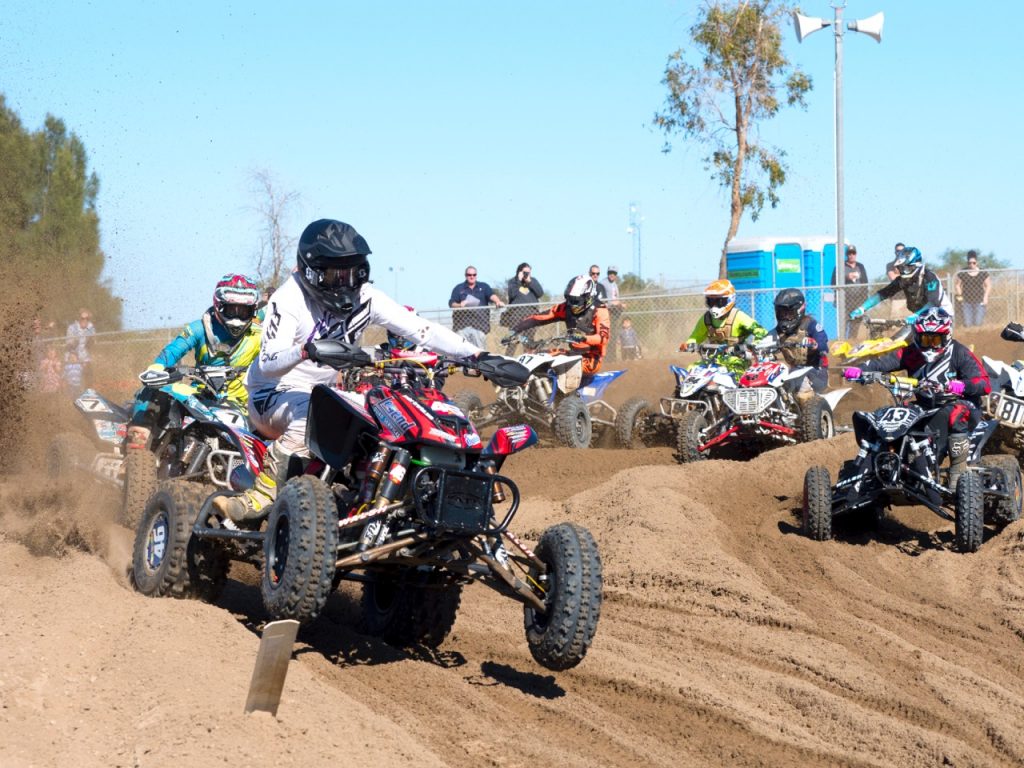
left=2, top=328, right=1024, bottom=767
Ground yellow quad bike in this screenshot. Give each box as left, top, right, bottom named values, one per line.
left=830, top=317, right=912, bottom=362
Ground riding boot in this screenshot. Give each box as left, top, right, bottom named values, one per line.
left=213, top=442, right=286, bottom=523
left=947, top=433, right=971, bottom=491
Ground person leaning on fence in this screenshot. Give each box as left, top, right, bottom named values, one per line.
left=830, top=244, right=868, bottom=339
left=502, top=262, right=544, bottom=337
left=680, top=279, right=767, bottom=375
left=956, top=250, right=991, bottom=327
left=449, top=266, right=504, bottom=350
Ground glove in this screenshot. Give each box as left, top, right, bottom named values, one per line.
left=680, top=341, right=697, bottom=353
left=843, top=366, right=862, bottom=381
left=945, top=379, right=966, bottom=396
left=849, top=306, right=865, bottom=320
left=567, top=329, right=587, bottom=343
left=303, top=340, right=320, bottom=363
left=801, top=337, right=818, bottom=349
left=905, top=314, right=919, bottom=325
left=146, top=363, right=165, bottom=372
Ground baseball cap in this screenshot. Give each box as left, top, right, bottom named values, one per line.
left=607, top=265, right=618, bottom=274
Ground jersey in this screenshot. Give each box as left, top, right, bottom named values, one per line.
left=859, top=339, right=990, bottom=408
left=685, top=307, right=767, bottom=346
left=513, top=302, right=610, bottom=375
left=154, top=310, right=262, bottom=405
left=247, top=274, right=481, bottom=401
left=874, top=269, right=952, bottom=316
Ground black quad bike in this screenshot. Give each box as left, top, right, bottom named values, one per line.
left=802, top=371, right=1022, bottom=553
left=132, top=343, right=603, bottom=671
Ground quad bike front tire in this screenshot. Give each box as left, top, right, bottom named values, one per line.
left=954, top=471, right=985, bottom=553
left=798, top=396, right=835, bottom=443
left=802, top=466, right=833, bottom=541
left=674, top=410, right=708, bottom=464
left=360, top=568, right=463, bottom=648
left=979, top=455, right=1023, bottom=525
left=131, top=480, right=227, bottom=600
left=553, top=394, right=592, bottom=449
left=121, top=446, right=158, bottom=530
left=614, top=396, right=651, bottom=449
left=261, top=476, right=340, bottom=625
left=524, top=522, right=602, bottom=671
left=47, top=432, right=95, bottom=479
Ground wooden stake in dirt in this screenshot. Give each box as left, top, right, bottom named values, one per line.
left=244, top=619, right=300, bottom=716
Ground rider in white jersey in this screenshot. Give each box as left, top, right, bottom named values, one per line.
left=215, top=218, right=482, bottom=523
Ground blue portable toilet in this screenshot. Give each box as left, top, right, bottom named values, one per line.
left=725, top=235, right=841, bottom=339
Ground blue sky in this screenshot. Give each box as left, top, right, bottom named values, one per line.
left=2, top=1, right=1020, bottom=329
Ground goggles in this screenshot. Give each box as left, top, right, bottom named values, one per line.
left=917, top=332, right=947, bottom=349
left=705, top=295, right=731, bottom=309
left=220, top=303, right=256, bottom=321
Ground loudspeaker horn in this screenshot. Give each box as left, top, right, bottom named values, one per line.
left=793, top=11, right=827, bottom=43
left=848, top=12, right=884, bottom=43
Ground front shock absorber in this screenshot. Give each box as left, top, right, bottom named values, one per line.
left=358, top=448, right=411, bottom=551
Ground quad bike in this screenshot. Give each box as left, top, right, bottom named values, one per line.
left=49, top=366, right=250, bottom=529
left=802, top=371, right=1022, bottom=553
left=830, top=316, right=911, bottom=362
left=454, top=333, right=632, bottom=449
left=132, top=343, right=603, bottom=671
left=980, top=322, right=1024, bottom=461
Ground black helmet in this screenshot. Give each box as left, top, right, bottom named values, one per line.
left=773, top=288, right=806, bottom=335
left=296, top=219, right=372, bottom=313
left=564, top=275, right=598, bottom=316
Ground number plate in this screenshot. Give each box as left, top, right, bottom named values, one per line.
left=997, top=394, right=1024, bottom=427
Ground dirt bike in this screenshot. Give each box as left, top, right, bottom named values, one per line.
left=802, top=371, right=1021, bottom=553
left=132, top=343, right=603, bottom=671
left=830, top=316, right=911, bottom=361
left=49, top=366, right=249, bottom=529
left=455, top=333, right=632, bottom=449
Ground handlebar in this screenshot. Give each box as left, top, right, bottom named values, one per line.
left=854, top=316, right=909, bottom=331
left=139, top=365, right=245, bottom=393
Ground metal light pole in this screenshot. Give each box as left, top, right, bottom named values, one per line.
left=627, top=202, right=644, bottom=281
left=793, top=3, right=883, bottom=335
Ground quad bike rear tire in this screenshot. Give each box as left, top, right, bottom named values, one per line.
left=614, top=396, right=651, bottom=448
left=954, top=471, right=985, bottom=553
left=452, top=391, right=485, bottom=422
left=524, top=522, right=602, bottom=671
left=360, top=568, right=463, bottom=648
left=674, top=410, right=708, bottom=464
left=131, top=480, right=227, bottom=600
left=47, top=432, right=95, bottom=479
left=802, top=466, right=833, bottom=541
left=553, top=394, right=592, bottom=449
left=261, top=476, right=340, bottom=625
left=798, top=396, right=835, bottom=443
left=979, top=455, right=1023, bottom=525
left=121, top=446, right=158, bottom=531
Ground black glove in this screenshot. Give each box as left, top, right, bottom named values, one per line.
left=303, top=341, right=320, bottom=363
left=567, top=329, right=587, bottom=343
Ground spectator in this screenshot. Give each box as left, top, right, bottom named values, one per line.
left=956, top=250, right=991, bottom=327
left=601, top=266, right=626, bottom=360
left=63, top=351, right=84, bottom=395
left=617, top=316, right=642, bottom=360
left=830, top=245, right=868, bottom=338
left=589, top=265, right=607, bottom=303
left=449, top=266, right=504, bottom=349
left=503, top=261, right=544, bottom=336
left=38, top=346, right=63, bottom=394
left=66, top=308, right=95, bottom=387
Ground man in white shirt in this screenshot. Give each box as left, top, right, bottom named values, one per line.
left=216, top=218, right=483, bottom=523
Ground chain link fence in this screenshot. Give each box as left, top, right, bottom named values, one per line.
left=31, top=268, right=1024, bottom=394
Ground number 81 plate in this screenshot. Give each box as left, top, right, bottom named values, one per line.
left=995, top=393, right=1024, bottom=427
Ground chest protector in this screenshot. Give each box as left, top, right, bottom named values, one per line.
left=902, top=274, right=930, bottom=312
left=780, top=315, right=814, bottom=366
left=566, top=305, right=596, bottom=333
left=704, top=307, right=738, bottom=343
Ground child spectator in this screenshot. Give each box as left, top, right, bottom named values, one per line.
left=63, top=351, right=84, bottom=395
left=38, top=346, right=63, bottom=394
left=617, top=316, right=642, bottom=360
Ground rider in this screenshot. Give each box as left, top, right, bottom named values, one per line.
left=511, top=275, right=610, bottom=375
left=770, top=288, right=829, bottom=394
left=849, top=246, right=952, bottom=325
left=843, top=307, right=990, bottom=490
left=126, top=273, right=262, bottom=448
left=680, top=279, right=768, bottom=375
left=214, top=218, right=485, bottom=523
